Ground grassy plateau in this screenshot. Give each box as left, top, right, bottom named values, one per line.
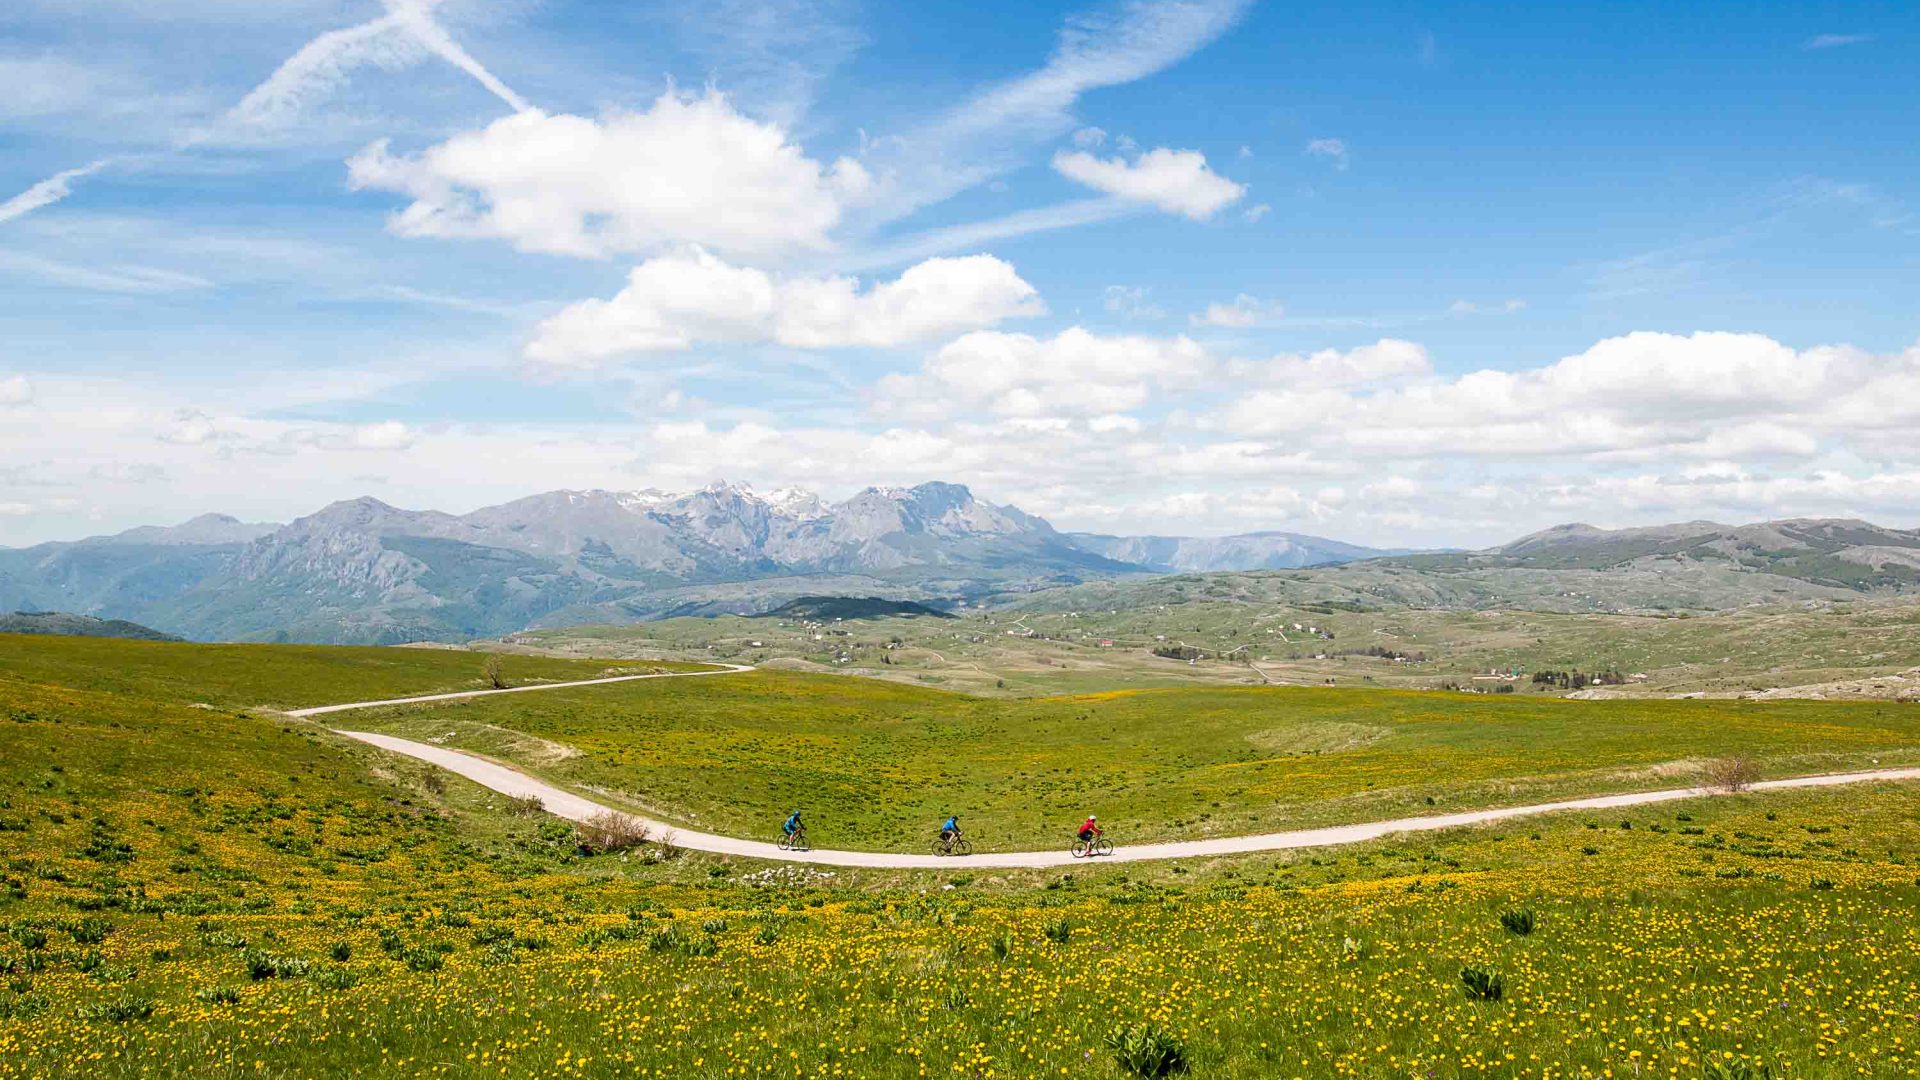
left=1, top=632, right=1918, bottom=1078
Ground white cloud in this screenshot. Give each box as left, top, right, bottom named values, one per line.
left=1449, top=298, right=1527, bottom=315
left=1212, top=332, right=1920, bottom=465
left=1071, top=126, right=1107, bottom=148
left=1191, top=293, right=1280, bottom=327
left=350, top=91, right=871, bottom=261
left=0, top=160, right=113, bottom=226
left=526, top=249, right=1042, bottom=367
left=1102, top=285, right=1164, bottom=320
left=864, top=0, right=1250, bottom=221
left=224, top=0, right=526, bottom=134
left=1242, top=202, right=1270, bottom=223
left=1052, top=147, right=1245, bottom=220
left=1227, top=339, right=1431, bottom=387
left=0, top=376, right=32, bottom=406
left=875, top=326, right=1209, bottom=420
left=1804, top=34, right=1870, bottom=50
left=1303, top=138, right=1349, bottom=170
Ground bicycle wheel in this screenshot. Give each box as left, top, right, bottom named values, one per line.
left=930, top=838, right=950, bottom=857
left=791, top=830, right=810, bottom=853
left=1095, top=838, right=1114, bottom=857
left=952, top=838, right=972, bottom=857
left=1071, top=839, right=1091, bottom=858
left=777, top=834, right=793, bottom=851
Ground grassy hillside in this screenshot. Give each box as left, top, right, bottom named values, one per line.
left=347, top=667, right=1920, bottom=852
left=0, top=612, right=178, bottom=641
left=2, top=635, right=1918, bottom=1078
left=0, top=633, right=703, bottom=710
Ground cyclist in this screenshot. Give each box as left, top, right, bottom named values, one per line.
left=782, top=809, right=803, bottom=840
left=939, top=813, right=961, bottom=846
left=1077, top=813, right=1100, bottom=846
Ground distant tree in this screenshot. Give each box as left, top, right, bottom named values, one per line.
left=484, top=655, right=508, bottom=690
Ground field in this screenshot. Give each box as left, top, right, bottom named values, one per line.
left=2, top=634, right=1919, bottom=1078
left=518, top=596, right=1920, bottom=701
left=344, top=665, right=1920, bottom=852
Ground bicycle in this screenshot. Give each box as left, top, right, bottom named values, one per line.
left=1071, top=834, right=1114, bottom=858
left=930, top=832, right=973, bottom=857
left=777, top=826, right=810, bottom=853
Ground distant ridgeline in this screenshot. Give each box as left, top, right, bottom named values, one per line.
left=0, top=611, right=180, bottom=642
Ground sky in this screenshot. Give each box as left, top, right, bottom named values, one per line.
left=2, top=0, right=1918, bottom=549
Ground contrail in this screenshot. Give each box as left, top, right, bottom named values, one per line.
left=387, top=0, right=530, bottom=113
left=0, top=159, right=114, bottom=225
left=3, top=0, right=529, bottom=227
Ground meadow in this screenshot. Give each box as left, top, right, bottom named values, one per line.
left=2, top=634, right=1918, bottom=1078
left=522, top=596, right=1920, bottom=700
left=348, top=668, right=1920, bottom=852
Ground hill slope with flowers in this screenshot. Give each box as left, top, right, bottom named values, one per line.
left=1, top=635, right=1918, bottom=1078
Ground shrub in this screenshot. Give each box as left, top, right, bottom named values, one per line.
left=507, top=795, right=544, bottom=817
left=1810, top=877, right=1836, bottom=891
left=1499, top=909, right=1536, bottom=936
left=242, top=951, right=309, bottom=980
left=402, top=947, right=444, bottom=972
left=681, top=933, right=719, bottom=958
left=646, top=924, right=683, bottom=953
left=328, top=941, right=352, bottom=962
left=194, top=986, right=240, bottom=1005
left=313, top=966, right=358, bottom=991
left=0, top=993, right=49, bottom=1021
left=68, top=918, right=111, bottom=945
left=1460, top=965, right=1504, bottom=1002
left=701, top=918, right=728, bottom=935
left=1105, top=1022, right=1190, bottom=1078
left=1703, top=756, right=1761, bottom=794
left=1043, top=917, right=1073, bottom=944
left=754, top=924, right=780, bottom=946
left=988, top=929, right=1015, bottom=961
left=76, top=994, right=155, bottom=1022
left=575, top=813, right=650, bottom=855
left=8, top=925, right=48, bottom=951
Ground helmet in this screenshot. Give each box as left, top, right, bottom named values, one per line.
left=1089, top=814, right=1097, bottom=820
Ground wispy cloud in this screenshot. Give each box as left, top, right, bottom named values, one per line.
left=0, top=250, right=214, bottom=293
left=857, top=0, right=1251, bottom=225
left=0, top=160, right=115, bottom=226
left=1304, top=137, right=1349, bottom=170
left=843, top=198, right=1139, bottom=270
left=1803, top=33, right=1871, bottom=50
left=2, top=0, right=529, bottom=229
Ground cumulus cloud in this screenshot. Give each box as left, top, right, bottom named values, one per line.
left=1226, top=338, right=1431, bottom=387
left=0, top=375, right=32, bottom=406
left=1051, top=147, right=1245, bottom=220
left=1213, top=331, right=1920, bottom=462
left=349, top=90, right=872, bottom=261
left=526, top=250, right=1042, bottom=367
left=874, top=326, right=1209, bottom=420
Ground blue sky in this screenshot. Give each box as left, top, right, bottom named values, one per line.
left=2, top=0, right=1917, bottom=547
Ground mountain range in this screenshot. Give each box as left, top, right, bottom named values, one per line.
left=0, top=482, right=1394, bottom=644
left=4, top=483, right=1913, bottom=644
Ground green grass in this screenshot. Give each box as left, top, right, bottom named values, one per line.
left=348, top=666, right=1920, bottom=852
left=1, top=634, right=1919, bottom=1077
left=0, top=632, right=708, bottom=711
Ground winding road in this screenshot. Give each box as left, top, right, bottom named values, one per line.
left=294, top=665, right=1920, bottom=869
